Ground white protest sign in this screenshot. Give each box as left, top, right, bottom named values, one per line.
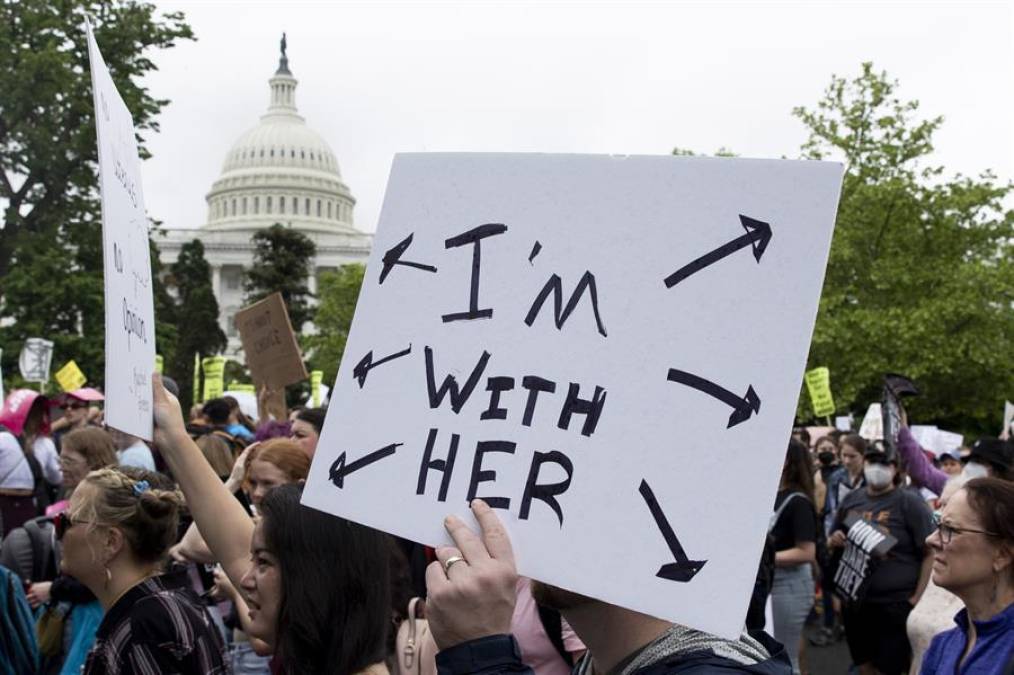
left=87, top=23, right=155, bottom=440
left=1003, top=400, right=1013, bottom=440
left=858, top=402, right=884, bottom=441
left=18, top=338, right=54, bottom=384
left=302, top=153, right=842, bottom=638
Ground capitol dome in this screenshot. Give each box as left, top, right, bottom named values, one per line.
left=204, top=42, right=358, bottom=234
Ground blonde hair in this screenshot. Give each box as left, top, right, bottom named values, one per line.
left=72, top=467, right=183, bottom=563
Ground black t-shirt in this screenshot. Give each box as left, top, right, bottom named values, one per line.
left=833, top=486, right=935, bottom=603
left=772, top=490, right=818, bottom=552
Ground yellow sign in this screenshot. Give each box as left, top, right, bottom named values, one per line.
left=227, top=382, right=256, bottom=394
left=804, top=367, right=835, bottom=417
left=202, top=356, right=226, bottom=402
left=55, top=360, right=87, bottom=392
left=154, top=354, right=164, bottom=375
left=311, top=370, right=323, bottom=407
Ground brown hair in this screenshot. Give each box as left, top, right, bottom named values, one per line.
left=839, top=433, right=868, bottom=456
left=61, top=427, right=117, bottom=471
left=963, top=477, right=1014, bottom=584
left=196, top=434, right=234, bottom=480
left=245, top=438, right=310, bottom=490
left=73, top=468, right=183, bottom=563
left=781, top=438, right=816, bottom=504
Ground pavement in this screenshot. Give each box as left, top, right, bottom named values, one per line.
left=801, top=622, right=853, bottom=675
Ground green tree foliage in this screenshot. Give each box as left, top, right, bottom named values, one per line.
left=243, top=223, right=317, bottom=331
left=0, top=1, right=193, bottom=388
left=797, top=64, right=1013, bottom=434
left=167, top=239, right=226, bottom=412
left=305, top=264, right=365, bottom=387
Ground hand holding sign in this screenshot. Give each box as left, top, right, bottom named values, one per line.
left=425, top=500, right=518, bottom=650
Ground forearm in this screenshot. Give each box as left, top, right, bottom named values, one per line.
left=775, top=542, right=816, bottom=567
left=159, top=429, right=254, bottom=586
left=898, top=428, right=947, bottom=495
left=176, top=521, right=217, bottom=564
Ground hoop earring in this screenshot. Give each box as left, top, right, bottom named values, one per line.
left=104, top=565, right=112, bottom=590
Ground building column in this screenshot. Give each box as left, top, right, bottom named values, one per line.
left=308, top=267, right=318, bottom=296
left=211, top=264, right=222, bottom=300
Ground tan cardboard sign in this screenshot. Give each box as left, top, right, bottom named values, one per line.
left=234, top=292, right=308, bottom=392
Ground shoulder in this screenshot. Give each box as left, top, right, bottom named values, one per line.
left=129, top=585, right=206, bottom=646
left=921, top=625, right=963, bottom=671
left=33, top=436, right=57, bottom=455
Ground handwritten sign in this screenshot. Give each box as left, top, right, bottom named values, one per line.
left=804, top=367, right=835, bottom=418
left=234, top=292, right=308, bottom=390
left=55, top=361, right=87, bottom=392
left=87, top=22, right=155, bottom=440
left=202, top=356, right=226, bottom=401
left=301, top=153, right=842, bottom=638
left=18, top=338, right=54, bottom=384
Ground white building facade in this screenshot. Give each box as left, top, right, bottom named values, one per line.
left=157, top=40, right=372, bottom=353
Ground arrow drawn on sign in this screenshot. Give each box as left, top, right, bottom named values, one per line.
left=663, top=215, right=772, bottom=288
left=330, top=443, right=403, bottom=489
left=639, top=479, right=707, bottom=582
left=380, top=233, right=438, bottom=284
left=667, top=368, right=761, bottom=428
left=352, top=345, right=413, bottom=388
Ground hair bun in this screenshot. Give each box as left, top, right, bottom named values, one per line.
left=138, top=488, right=181, bottom=519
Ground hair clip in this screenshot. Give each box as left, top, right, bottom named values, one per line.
left=133, top=480, right=150, bottom=496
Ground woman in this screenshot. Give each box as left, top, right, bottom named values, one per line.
left=289, top=408, right=324, bottom=458
left=770, top=439, right=819, bottom=674
left=831, top=446, right=936, bottom=675
left=21, top=394, right=63, bottom=505
left=59, top=466, right=227, bottom=673
left=244, top=439, right=310, bottom=507
left=0, top=422, right=34, bottom=536
left=196, top=433, right=235, bottom=481
left=921, top=478, right=1014, bottom=673
left=152, top=375, right=391, bottom=674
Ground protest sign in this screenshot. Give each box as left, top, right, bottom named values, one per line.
left=227, top=382, right=256, bottom=394
left=55, top=361, right=87, bottom=392
left=19, top=338, right=54, bottom=384
left=301, top=153, right=843, bottom=638
left=1003, top=400, right=1013, bottom=440
left=87, top=23, right=155, bottom=440
left=833, top=512, right=898, bottom=603
left=804, top=367, right=835, bottom=417
left=234, top=292, right=308, bottom=391
left=202, top=356, right=226, bottom=401
left=311, top=370, right=323, bottom=407
left=859, top=403, right=883, bottom=441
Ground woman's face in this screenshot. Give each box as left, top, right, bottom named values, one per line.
left=240, top=519, right=282, bottom=646
left=926, top=489, right=1004, bottom=594
left=841, top=444, right=864, bottom=474
left=59, top=483, right=108, bottom=588
left=62, top=400, right=89, bottom=426
left=60, top=449, right=89, bottom=489
left=247, top=459, right=290, bottom=506
left=289, top=419, right=319, bottom=458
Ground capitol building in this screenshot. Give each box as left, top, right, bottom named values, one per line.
left=156, top=39, right=372, bottom=352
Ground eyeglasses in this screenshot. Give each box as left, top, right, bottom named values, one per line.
left=931, top=511, right=999, bottom=545
left=52, top=512, right=99, bottom=540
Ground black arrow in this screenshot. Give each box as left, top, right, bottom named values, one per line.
left=663, top=215, right=772, bottom=288
left=352, top=345, right=413, bottom=388
left=380, top=233, right=438, bottom=284
left=330, top=443, right=402, bottom=489
left=639, top=479, right=707, bottom=582
left=667, top=368, right=760, bottom=428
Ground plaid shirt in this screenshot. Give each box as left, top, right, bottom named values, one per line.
left=83, top=567, right=228, bottom=675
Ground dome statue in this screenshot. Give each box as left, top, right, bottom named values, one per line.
left=156, top=36, right=372, bottom=351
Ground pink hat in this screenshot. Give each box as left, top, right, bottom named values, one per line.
left=58, top=387, right=105, bottom=404
left=0, top=389, right=50, bottom=436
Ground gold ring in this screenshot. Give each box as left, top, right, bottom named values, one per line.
left=444, top=556, right=466, bottom=572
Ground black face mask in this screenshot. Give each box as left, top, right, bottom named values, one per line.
left=818, top=451, right=836, bottom=466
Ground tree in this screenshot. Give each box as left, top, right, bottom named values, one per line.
left=0, top=1, right=193, bottom=388
left=796, top=63, right=1013, bottom=435
left=305, top=264, right=365, bottom=387
left=167, top=239, right=226, bottom=412
left=244, top=223, right=317, bottom=331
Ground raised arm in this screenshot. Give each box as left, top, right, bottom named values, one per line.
left=152, top=375, right=254, bottom=591
left=897, top=427, right=948, bottom=496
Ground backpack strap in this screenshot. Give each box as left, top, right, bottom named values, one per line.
left=536, top=603, right=573, bottom=667
left=769, top=492, right=806, bottom=533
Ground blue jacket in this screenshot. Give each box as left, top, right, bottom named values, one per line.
left=920, top=603, right=1014, bottom=675
left=436, top=630, right=792, bottom=675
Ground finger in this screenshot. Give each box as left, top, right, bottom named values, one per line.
left=425, top=559, right=452, bottom=593
left=471, top=499, right=515, bottom=566
left=444, top=514, right=491, bottom=564
left=434, top=545, right=466, bottom=571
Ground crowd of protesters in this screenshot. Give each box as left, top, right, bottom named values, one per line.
left=0, top=375, right=1011, bottom=674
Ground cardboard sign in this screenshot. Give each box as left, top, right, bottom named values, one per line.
left=87, top=23, right=155, bottom=440
left=55, top=361, right=87, bottom=393
left=202, top=356, right=226, bottom=401
left=804, top=367, right=835, bottom=417
left=18, top=338, right=54, bottom=384
left=834, top=512, right=898, bottom=603
left=234, top=292, right=308, bottom=391
left=301, top=153, right=842, bottom=638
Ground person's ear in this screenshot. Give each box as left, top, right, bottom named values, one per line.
left=104, top=526, right=127, bottom=561
left=994, top=543, right=1013, bottom=576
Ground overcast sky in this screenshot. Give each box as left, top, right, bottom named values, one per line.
left=140, top=1, right=1014, bottom=234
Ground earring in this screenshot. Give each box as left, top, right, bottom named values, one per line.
left=104, top=565, right=112, bottom=590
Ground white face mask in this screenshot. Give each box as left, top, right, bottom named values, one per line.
left=962, top=462, right=990, bottom=480
left=864, top=464, right=894, bottom=489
